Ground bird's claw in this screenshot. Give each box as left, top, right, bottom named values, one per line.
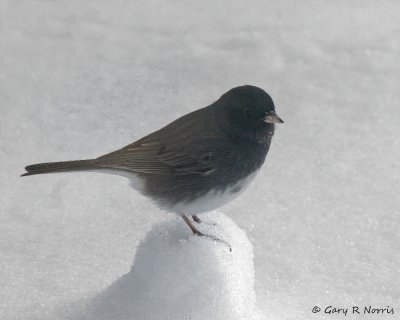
left=193, top=230, right=232, bottom=252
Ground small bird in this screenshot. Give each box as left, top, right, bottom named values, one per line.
left=22, top=85, right=283, bottom=248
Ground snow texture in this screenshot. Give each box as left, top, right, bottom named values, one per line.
left=68, top=213, right=260, bottom=320
left=1, top=1, right=399, bottom=319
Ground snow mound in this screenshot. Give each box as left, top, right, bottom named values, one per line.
left=72, top=213, right=263, bottom=320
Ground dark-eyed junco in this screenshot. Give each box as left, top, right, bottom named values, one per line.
left=22, top=85, right=283, bottom=248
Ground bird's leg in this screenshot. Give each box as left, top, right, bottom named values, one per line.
left=181, top=214, right=203, bottom=235
left=181, top=214, right=231, bottom=251
left=192, top=215, right=202, bottom=223
left=193, top=214, right=217, bottom=226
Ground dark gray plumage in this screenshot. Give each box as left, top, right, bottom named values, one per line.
left=22, top=85, right=283, bottom=247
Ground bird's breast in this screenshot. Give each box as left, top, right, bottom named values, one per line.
left=166, top=171, right=258, bottom=215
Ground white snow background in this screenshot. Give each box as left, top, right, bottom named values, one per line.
left=1, top=1, right=399, bottom=319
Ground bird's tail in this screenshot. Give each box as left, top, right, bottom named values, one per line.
left=21, top=159, right=98, bottom=177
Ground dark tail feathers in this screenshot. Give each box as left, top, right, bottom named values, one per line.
left=21, top=159, right=98, bottom=177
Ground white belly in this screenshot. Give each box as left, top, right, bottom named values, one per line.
left=94, top=169, right=257, bottom=215
left=168, top=173, right=257, bottom=215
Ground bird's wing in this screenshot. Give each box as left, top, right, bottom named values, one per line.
left=95, top=108, right=229, bottom=176
left=95, top=136, right=228, bottom=176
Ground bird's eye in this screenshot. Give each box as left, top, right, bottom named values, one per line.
left=245, top=109, right=253, bottom=117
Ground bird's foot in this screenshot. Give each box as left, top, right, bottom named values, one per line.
left=192, top=229, right=232, bottom=252
left=182, top=214, right=231, bottom=251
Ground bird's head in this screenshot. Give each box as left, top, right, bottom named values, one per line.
left=216, top=85, right=283, bottom=139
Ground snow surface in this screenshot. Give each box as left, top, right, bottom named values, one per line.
left=68, top=213, right=260, bottom=320
left=1, top=1, right=400, bottom=319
